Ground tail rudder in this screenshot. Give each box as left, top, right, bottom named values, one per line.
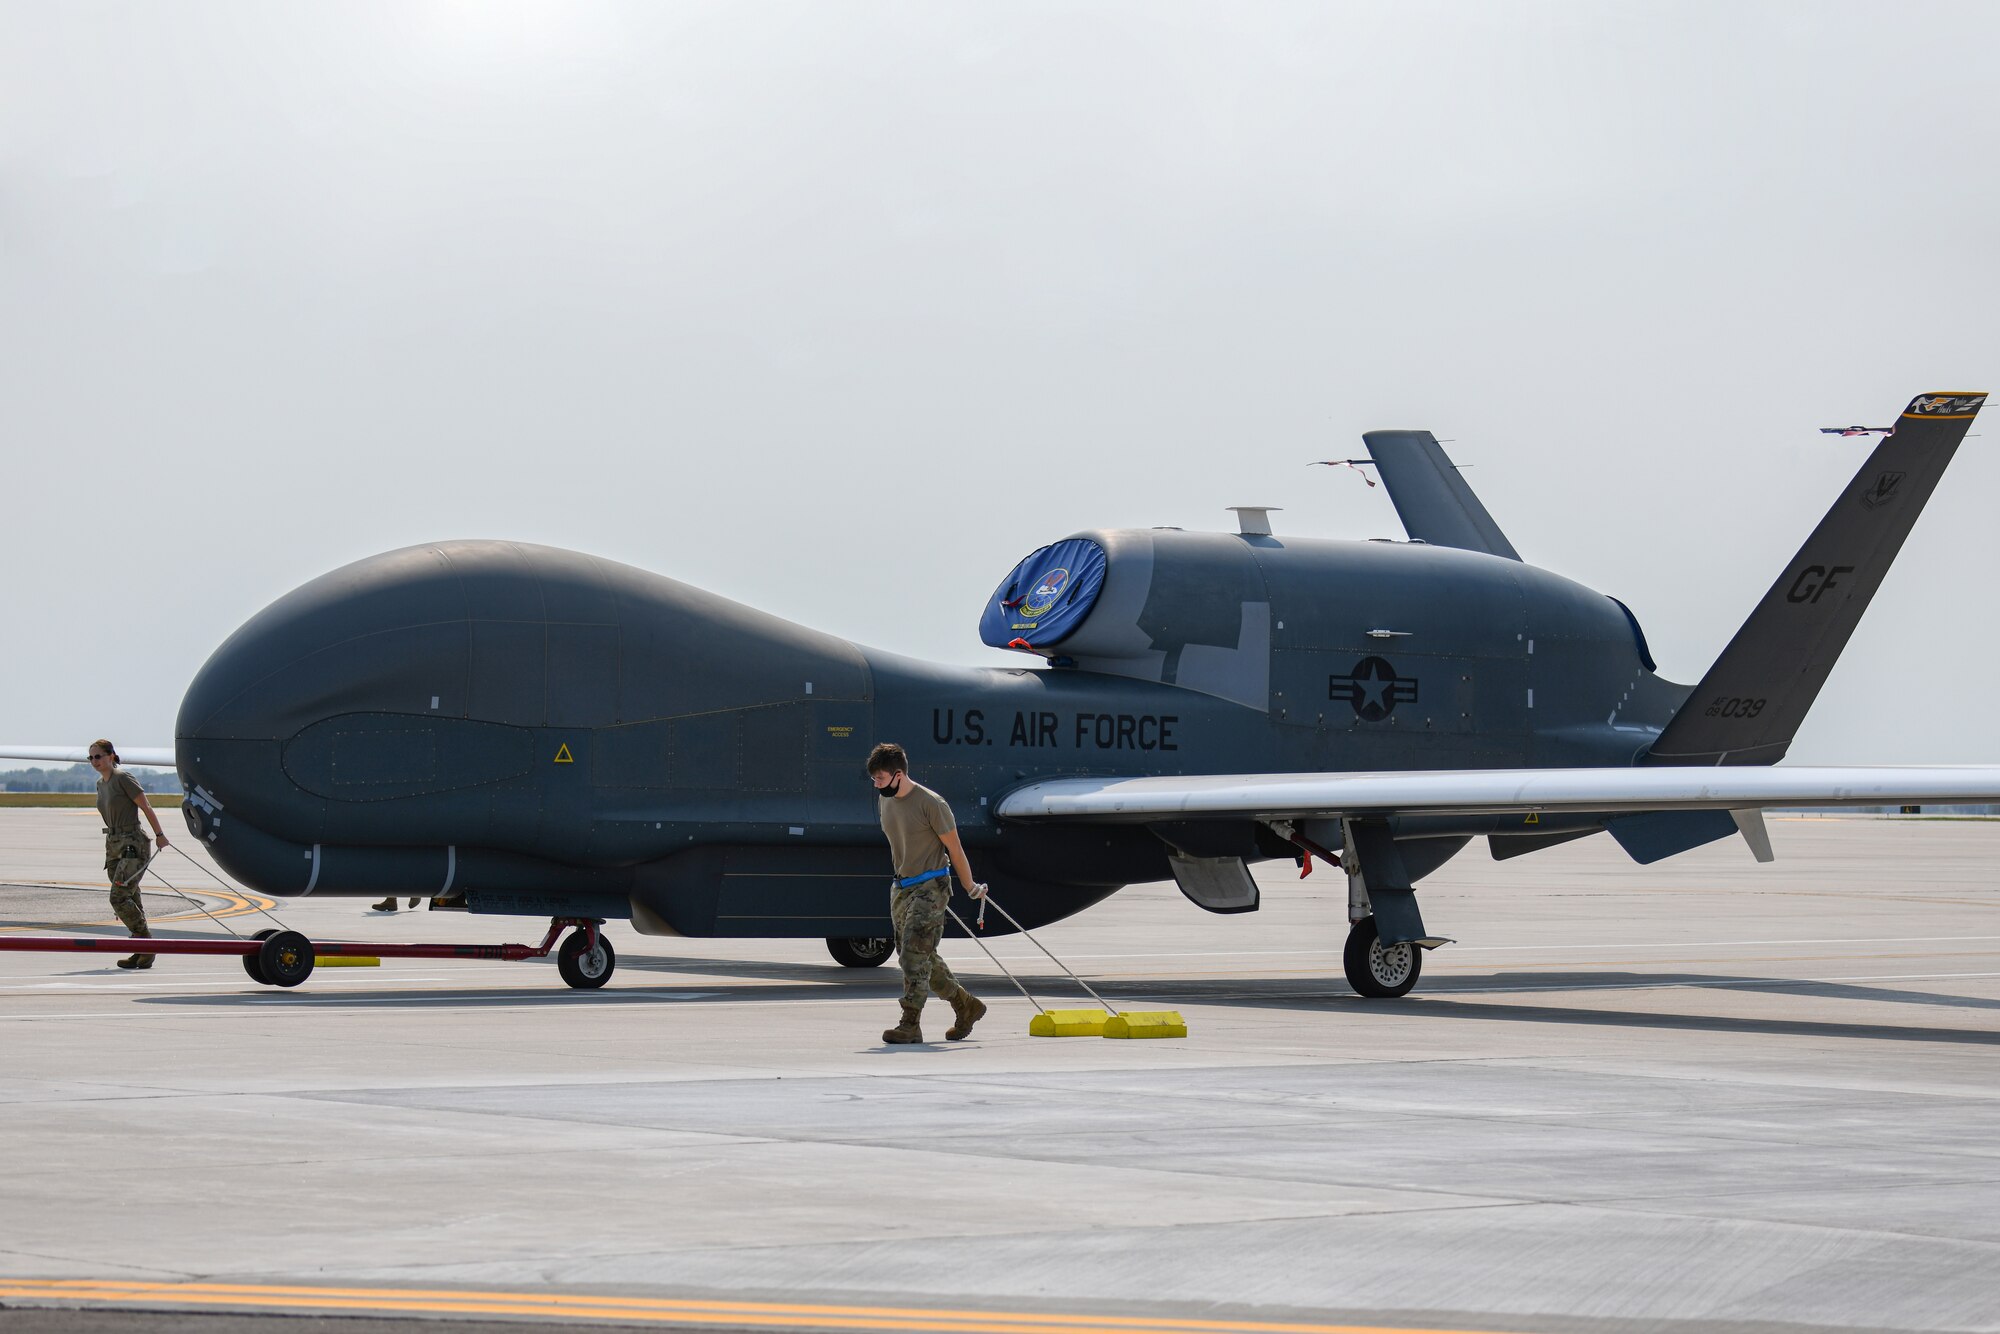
left=1645, top=391, right=1986, bottom=767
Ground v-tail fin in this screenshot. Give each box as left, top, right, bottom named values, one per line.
left=1362, top=431, right=1522, bottom=561
left=1646, top=391, right=1986, bottom=767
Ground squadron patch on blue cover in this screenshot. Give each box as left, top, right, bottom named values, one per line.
left=980, top=538, right=1107, bottom=652
left=1019, top=567, right=1071, bottom=619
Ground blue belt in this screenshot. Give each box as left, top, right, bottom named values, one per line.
left=895, top=868, right=953, bottom=889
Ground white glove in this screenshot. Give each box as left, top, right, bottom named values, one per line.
left=969, top=882, right=990, bottom=900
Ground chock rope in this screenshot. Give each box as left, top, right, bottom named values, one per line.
left=160, top=845, right=295, bottom=936
left=927, top=876, right=1099, bottom=1018
left=977, top=893, right=1118, bottom=1017
left=132, top=859, right=247, bottom=939
left=951, top=892, right=1188, bottom=1040
left=944, top=903, right=1048, bottom=1018
left=940, top=892, right=1128, bottom=1032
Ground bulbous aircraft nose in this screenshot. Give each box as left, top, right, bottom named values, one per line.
left=172, top=540, right=641, bottom=894
left=174, top=536, right=863, bottom=899
left=174, top=545, right=481, bottom=864
left=178, top=545, right=474, bottom=748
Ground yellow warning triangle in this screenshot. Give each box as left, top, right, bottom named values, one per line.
left=553, top=743, right=575, bottom=764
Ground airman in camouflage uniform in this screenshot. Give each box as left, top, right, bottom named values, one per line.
left=89, top=740, right=169, bottom=970
left=869, top=742, right=987, bottom=1044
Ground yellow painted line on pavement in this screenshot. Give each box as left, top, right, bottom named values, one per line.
left=0, top=881, right=274, bottom=933
left=0, top=1281, right=1522, bottom=1334
left=146, top=883, right=275, bottom=926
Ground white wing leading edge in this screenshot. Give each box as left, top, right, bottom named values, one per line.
left=993, top=766, right=2000, bottom=821
left=0, top=745, right=178, bottom=769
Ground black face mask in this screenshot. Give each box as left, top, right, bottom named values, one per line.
left=875, top=774, right=901, bottom=800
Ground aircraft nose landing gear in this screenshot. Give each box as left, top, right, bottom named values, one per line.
left=556, top=924, right=617, bottom=989
left=826, top=936, right=895, bottom=968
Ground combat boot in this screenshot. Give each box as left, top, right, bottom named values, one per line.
left=370, top=897, right=397, bottom=912
left=882, top=1006, right=924, bottom=1045
left=115, top=954, right=154, bottom=970
left=945, top=987, right=987, bottom=1041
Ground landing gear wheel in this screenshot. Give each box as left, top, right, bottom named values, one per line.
left=557, top=928, right=616, bottom=989
left=256, top=930, right=316, bottom=988
left=242, top=927, right=281, bottom=985
left=1343, top=916, right=1420, bottom=999
left=826, top=936, right=895, bottom=968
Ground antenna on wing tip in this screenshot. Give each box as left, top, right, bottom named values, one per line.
left=1310, top=459, right=1378, bottom=487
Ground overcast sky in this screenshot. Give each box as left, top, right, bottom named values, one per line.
left=4, top=1, right=1995, bottom=765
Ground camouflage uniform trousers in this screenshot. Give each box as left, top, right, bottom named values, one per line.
left=103, top=828, right=153, bottom=940
left=889, top=880, right=961, bottom=1013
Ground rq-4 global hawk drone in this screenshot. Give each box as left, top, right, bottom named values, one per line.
left=9, top=391, right=1998, bottom=998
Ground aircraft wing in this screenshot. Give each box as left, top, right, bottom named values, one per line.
left=0, top=745, right=178, bottom=769
left=994, top=766, right=2000, bottom=821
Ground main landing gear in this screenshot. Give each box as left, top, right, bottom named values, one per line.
left=1342, top=916, right=1422, bottom=999
left=826, top=936, right=895, bottom=968
left=1284, top=818, right=1446, bottom=1000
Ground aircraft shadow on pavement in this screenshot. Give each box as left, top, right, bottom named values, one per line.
left=110, top=955, right=1286, bottom=1010
left=614, top=954, right=911, bottom=985
left=1151, top=970, right=2000, bottom=1046
left=99, top=954, right=2000, bottom=1045
left=132, top=978, right=905, bottom=1008
left=1367, top=992, right=2000, bottom=1047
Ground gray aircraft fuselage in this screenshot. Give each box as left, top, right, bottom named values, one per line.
left=175, top=529, right=1676, bottom=938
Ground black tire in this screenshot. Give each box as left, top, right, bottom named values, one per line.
left=826, top=936, right=895, bottom=968
left=242, top=927, right=281, bottom=984
left=557, top=929, right=616, bottom=989
left=1343, top=916, right=1421, bottom=999
left=256, top=930, right=316, bottom=988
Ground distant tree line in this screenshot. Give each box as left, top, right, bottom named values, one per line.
left=1, top=764, right=181, bottom=794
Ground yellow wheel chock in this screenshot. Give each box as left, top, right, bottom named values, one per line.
left=947, top=896, right=1188, bottom=1040
left=1103, top=1010, right=1188, bottom=1039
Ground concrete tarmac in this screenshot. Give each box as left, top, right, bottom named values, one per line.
left=2, top=808, right=1998, bottom=1334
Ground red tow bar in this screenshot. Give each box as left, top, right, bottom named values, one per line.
left=0, top=917, right=615, bottom=990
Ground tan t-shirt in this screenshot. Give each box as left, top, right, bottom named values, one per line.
left=879, top=781, right=956, bottom=881
left=96, top=768, right=145, bottom=833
